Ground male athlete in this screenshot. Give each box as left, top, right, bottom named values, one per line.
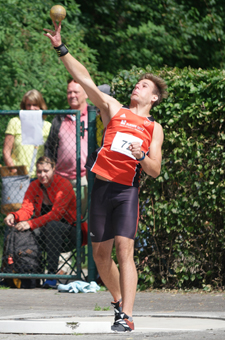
left=44, top=21, right=167, bottom=332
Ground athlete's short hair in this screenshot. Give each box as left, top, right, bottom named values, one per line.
left=138, top=73, right=168, bottom=108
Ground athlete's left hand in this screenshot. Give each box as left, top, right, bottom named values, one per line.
left=130, top=142, right=143, bottom=160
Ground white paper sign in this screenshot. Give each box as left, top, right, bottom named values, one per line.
left=111, top=132, right=143, bottom=159
left=19, top=110, right=43, bottom=145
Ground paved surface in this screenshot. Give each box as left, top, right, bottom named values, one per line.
left=0, top=287, right=225, bottom=339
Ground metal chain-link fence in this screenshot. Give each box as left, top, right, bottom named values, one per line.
left=0, top=109, right=97, bottom=288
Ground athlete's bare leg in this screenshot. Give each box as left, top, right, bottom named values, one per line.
left=92, top=236, right=137, bottom=316
left=115, top=235, right=137, bottom=317
left=92, top=239, right=122, bottom=302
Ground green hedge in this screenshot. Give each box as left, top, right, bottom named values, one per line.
left=112, top=66, right=225, bottom=289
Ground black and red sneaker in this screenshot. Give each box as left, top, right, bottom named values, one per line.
left=111, top=298, right=122, bottom=322
left=111, top=312, right=134, bottom=332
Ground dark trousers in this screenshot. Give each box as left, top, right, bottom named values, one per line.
left=37, top=221, right=74, bottom=274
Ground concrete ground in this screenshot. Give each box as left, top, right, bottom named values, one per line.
left=0, top=288, right=225, bottom=340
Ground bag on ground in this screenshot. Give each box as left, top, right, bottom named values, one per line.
left=4, top=228, right=41, bottom=274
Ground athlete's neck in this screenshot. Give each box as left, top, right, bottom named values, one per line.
left=129, top=105, right=152, bottom=117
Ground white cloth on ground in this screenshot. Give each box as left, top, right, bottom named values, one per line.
left=57, top=280, right=100, bottom=293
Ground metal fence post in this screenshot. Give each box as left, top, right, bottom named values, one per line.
left=87, top=106, right=97, bottom=282
left=76, top=110, right=82, bottom=279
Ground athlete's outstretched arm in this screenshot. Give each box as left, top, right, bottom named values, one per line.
left=44, top=22, right=106, bottom=110
left=43, top=21, right=121, bottom=125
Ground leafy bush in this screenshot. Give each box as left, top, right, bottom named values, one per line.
left=0, top=0, right=99, bottom=111
left=112, top=66, right=225, bottom=289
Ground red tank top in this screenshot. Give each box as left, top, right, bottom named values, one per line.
left=87, top=107, right=155, bottom=187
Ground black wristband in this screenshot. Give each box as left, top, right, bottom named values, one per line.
left=136, top=151, right=146, bottom=161
left=54, top=43, right=69, bottom=57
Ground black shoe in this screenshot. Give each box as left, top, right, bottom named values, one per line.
left=111, top=312, right=134, bottom=332
left=111, top=298, right=122, bottom=322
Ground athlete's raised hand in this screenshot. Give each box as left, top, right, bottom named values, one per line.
left=43, top=21, right=62, bottom=47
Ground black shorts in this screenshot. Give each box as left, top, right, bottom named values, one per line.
left=89, top=178, right=139, bottom=242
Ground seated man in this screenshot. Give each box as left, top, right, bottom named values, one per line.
left=4, top=156, right=87, bottom=288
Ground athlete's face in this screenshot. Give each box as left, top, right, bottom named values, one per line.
left=36, top=162, right=55, bottom=187
left=67, top=81, right=88, bottom=110
left=130, top=79, right=158, bottom=107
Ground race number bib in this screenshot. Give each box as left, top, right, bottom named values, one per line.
left=111, top=132, right=143, bottom=159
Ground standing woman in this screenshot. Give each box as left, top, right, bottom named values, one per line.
left=3, top=89, right=51, bottom=179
